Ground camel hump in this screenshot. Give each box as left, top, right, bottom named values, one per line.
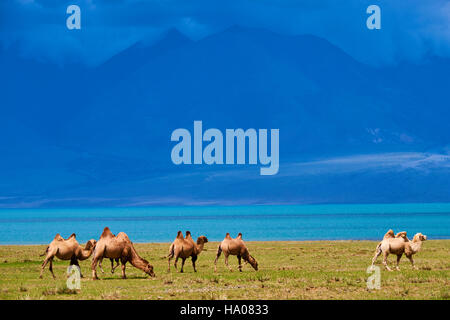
left=67, top=233, right=76, bottom=240
left=395, top=231, right=407, bottom=238
left=101, top=227, right=114, bottom=238
left=176, top=231, right=184, bottom=239
left=225, top=233, right=232, bottom=239
left=54, top=233, right=64, bottom=241
left=116, top=232, right=129, bottom=240
left=384, top=229, right=395, bottom=239
left=237, top=233, right=243, bottom=239
left=185, top=231, right=192, bottom=238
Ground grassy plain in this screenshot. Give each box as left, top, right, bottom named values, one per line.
left=0, top=240, right=449, bottom=300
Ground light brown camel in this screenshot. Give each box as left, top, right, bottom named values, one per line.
left=214, top=233, right=258, bottom=272
left=39, top=233, right=96, bottom=279
left=91, top=227, right=155, bottom=280
left=97, top=232, right=120, bottom=274
left=167, top=231, right=208, bottom=273
left=372, top=230, right=427, bottom=271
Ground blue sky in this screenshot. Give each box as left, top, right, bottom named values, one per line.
left=1, top=0, right=450, bottom=66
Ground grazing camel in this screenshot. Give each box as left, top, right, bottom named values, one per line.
left=97, top=232, right=120, bottom=274
left=167, top=231, right=208, bottom=273
left=372, top=230, right=427, bottom=271
left=91, top=227, right=155, bottom=280
left=214, top=233, right=258, bottom=272
left=39, top=233, right=96, bottom=279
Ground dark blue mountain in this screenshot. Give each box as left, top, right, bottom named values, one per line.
left=70, top=26, right=450, bottom=160
left=96, top=28, right=192, bottom=84
left=0, top=27, right=449, bottom=207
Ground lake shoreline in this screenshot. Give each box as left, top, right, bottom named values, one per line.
left=1, top=238, right=449, bottom=246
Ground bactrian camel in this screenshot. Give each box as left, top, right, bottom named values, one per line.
left=97, top=232, right=120, bottom=274
left=167, top=231, right=208, bottom=273
left=214, top=233, right=258, bottom=272
left=91, top=227, right=155, bottom=279
left=372, top=229, right=427, bottom=271
left=39, top=233, right=96, bottom=279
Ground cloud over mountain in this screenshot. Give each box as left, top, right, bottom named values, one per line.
left=1, top=0, right=450, bottom=65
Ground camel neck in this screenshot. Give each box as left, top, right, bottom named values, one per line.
left=410, top=240, right=422, bottom=253
left=78, top=247, right=94, bottom=260
left=195, top=241, right=205, bottom=254
left=129, top=249, right=147, bottom=271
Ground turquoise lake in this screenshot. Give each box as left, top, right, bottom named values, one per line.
left=0, top=203, right=449, bottom=244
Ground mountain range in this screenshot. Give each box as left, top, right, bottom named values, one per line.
left=0, top=26, right=449, bottom=207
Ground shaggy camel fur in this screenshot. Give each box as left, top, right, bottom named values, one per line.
left=372, top=230, right=427, bottom=271
left=91, top=227, right=155, bottom=279
left=214, top=233, right=258, bottom=272
left=39, top=233, right=96, bottom=279
left=167, top=231, right=208, bottom=273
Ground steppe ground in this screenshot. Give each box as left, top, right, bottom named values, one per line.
left=0, top=240, right=449, bottom=300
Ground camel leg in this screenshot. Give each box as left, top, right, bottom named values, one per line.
left=111, top=258, right=119, bottom=274
left=120, top=259, right=127, bottom=279
left=99, top=257, right=105, bottom=273
left=91, top=256, right=100, bottom=280
left=48, top=258, right=56, bottom=279
left=214, top=246, right=222, bottom=273
left=180, top=258, right=186, bottom=273
left=396, top=254, right=402, bottom=271
left=406, top=254, right=417, bottom=270
left=224, top=252, right=232, bottom=272
left=40, top=248, right=57, bottom=279
left=40, top=256, right=51, bottom=279
left=192, top=255, right=198, bottom=272
left=372, top=247, right=382, bottom=265
left=383, top=251, right=392, bottom=271
left=174, top=253, right=180, bottom=272
left=237, top=255, right=242, bottom=272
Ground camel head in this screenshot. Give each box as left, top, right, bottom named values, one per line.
left=196, top=236, right=208, bottom=245
left=413, top=233, right=427, bottom=242
left=247, top=255, right=258, bottom=271
left=141, top=259, right=155, bottom=277
left=85, top=239, right=97, bottom=250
